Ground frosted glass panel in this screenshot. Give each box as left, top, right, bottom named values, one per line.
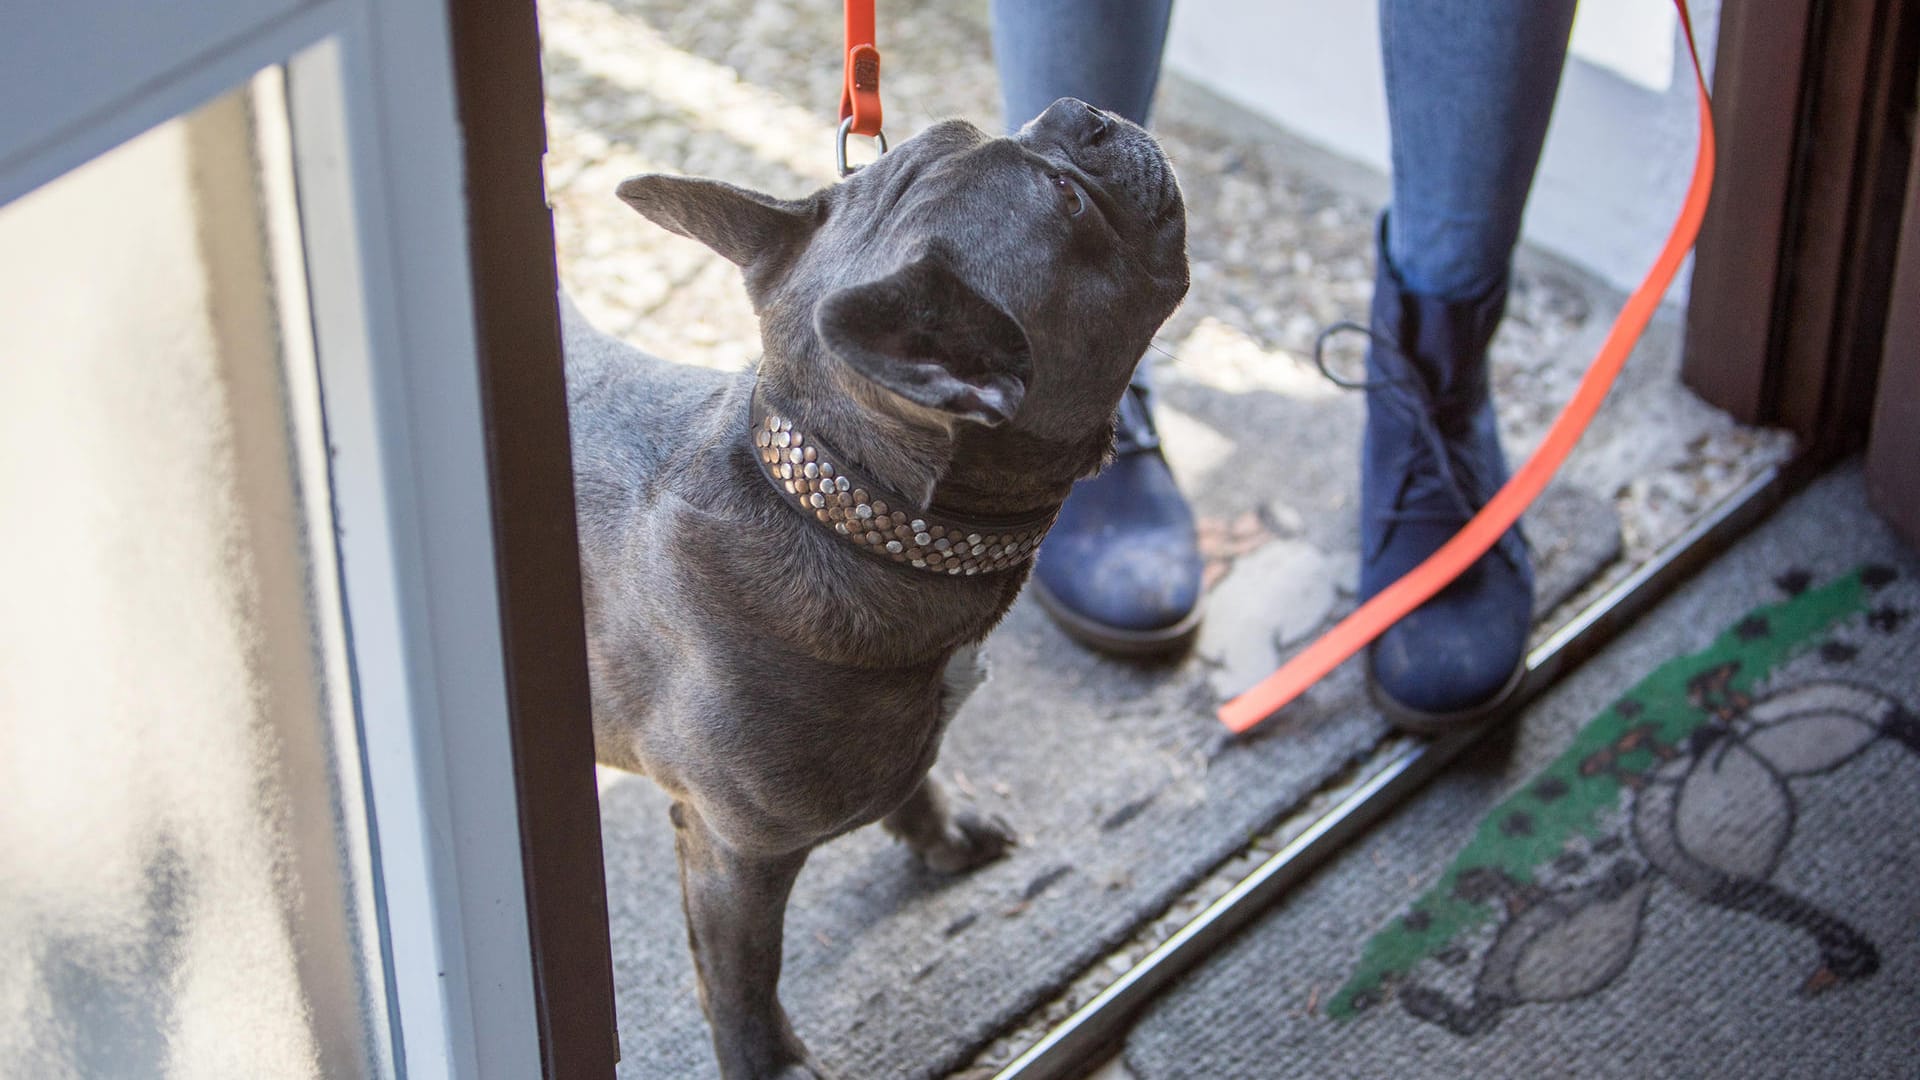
left=0, top=73, right=385, bottom=1079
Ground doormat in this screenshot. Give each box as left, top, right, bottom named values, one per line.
left=1126, top=465, right=1920, bottom=1078
left=592, top=476, right=1617, bottom=1079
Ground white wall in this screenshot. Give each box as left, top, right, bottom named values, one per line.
left=1166, top=0, right=1717, bottom=298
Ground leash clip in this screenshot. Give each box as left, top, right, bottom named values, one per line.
left=837, top=2, right=885, bottom=176
left=836, top=116, right=889, bottom=177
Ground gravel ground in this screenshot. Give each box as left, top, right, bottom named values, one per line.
left=539, top=1, right=1794, bottom=1073
left=540, top=0, right=1790, bottom=577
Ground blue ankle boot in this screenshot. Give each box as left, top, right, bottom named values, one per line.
left=1355, top=236, right=1532, bottom=732
left=1031, top=382, right=1204, bottom=656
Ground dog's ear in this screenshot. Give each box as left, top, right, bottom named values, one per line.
left=815, top=255, right=1033, bottom=427
left=616, top=174, right=816, bottom=269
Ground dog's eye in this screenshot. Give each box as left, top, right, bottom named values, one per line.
left=1049, top=173, right=1084, bottom=217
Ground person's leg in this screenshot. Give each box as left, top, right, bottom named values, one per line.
left=991, top=0, right=1172, bottom=130
left=1361, top=0, right=1577, bottom=727
left=992, top=0, right=1204, bottom=656
left=1382, top=0, right=1578, bottom=300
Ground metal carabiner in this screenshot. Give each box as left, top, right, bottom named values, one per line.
left=836, top=116, right=889, bottom=178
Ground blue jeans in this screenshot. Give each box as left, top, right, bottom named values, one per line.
left=990, top=0, right=1577, bottom=301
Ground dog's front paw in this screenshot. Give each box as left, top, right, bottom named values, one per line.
left=917, top=808, right=1015, bottom=874
left=767, top=1062, right=835, bottom=1080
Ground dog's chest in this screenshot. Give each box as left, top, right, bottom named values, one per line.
left=645, top=650, right=960, bottom=844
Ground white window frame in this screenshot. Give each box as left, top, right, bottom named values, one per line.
left=1, top=3, right=544, bottom=1076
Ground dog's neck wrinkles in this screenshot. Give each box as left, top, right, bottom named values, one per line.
left=935, top=424, right=1103, bottom=518
left=747, top=380, right=1060, bottom=577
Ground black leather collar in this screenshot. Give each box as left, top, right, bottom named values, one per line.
left=748, top=387, right=1057, bottom=576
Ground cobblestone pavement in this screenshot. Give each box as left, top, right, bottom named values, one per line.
left=541, top=1, right=1793, bottom=1074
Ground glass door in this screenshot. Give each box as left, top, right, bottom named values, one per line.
left=0, top=3, right=612, bottom=1076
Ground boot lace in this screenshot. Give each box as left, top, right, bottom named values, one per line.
left=1313, top=321, right=1506, bottom=558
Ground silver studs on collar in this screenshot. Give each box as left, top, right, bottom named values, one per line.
left=750, top=409, right=1054, bottom=576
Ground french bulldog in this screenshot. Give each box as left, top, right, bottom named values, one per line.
left=565, top=98, right=1188, bottom=1078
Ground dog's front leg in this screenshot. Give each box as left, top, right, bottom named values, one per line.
left=881, top=643, right=1015, bottom=873
left=670, top=801, right=827, bottom=1080
left=882, top=776, right=1014, bottom=874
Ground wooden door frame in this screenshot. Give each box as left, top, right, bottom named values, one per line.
left=445, top=1, right=621, bottom=1075
left=1684, top=0, right=1920, bottom=462
left=1866, top=84, right=1920, bottom=545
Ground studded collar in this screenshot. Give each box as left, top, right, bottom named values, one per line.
left=748, top=387, right=1058, bottom=576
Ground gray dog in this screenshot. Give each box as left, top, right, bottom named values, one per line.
left=564, top=98, right=1188, bottom=1079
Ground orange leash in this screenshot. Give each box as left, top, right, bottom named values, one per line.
left=836, top=0, right=887, bottom=175
left=840, top=0, right=881, bottom=134
left=1219, top=0, right=1716, bottom=734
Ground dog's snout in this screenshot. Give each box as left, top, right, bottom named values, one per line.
left=1035, top=97, right=1114, bottom=146
left=1080, top=102, right=1112, bottom=144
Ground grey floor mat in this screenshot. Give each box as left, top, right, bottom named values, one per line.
left=597, top=486, right=1618, bottom=1080
left=1125, top=464, right=1920, bottom=1079
left=598, top=599, right=1379, bottom=1079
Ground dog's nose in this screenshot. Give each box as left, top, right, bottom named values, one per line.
left=1034, top=97, right=1114, bottom=147
left=1080, top=102, right=1112, bottom=143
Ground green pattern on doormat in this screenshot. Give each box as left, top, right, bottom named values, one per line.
left=1328, top=566, right=1876, bottom=1018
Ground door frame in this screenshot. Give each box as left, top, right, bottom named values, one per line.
left=444, top=2, right=620, bottom=1074
left=0, top=1, right=617, bottom=1075
left=1684, top=0, right=1920, bottom=468
left=1865, top=91, right=1920, bottom=545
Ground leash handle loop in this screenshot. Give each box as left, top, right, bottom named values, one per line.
left=1218, top=0, right=1717, bottom=733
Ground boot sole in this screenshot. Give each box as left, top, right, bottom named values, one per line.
left=1366, top=654, right=1527, bottom=737
left=1031, top=577, right=1204, bottom=659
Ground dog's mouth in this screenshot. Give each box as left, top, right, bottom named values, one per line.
left=1110, top=149, right=1180, bottom=225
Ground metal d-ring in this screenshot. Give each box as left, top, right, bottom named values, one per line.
left=836, top=116, right=889, bottom=177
